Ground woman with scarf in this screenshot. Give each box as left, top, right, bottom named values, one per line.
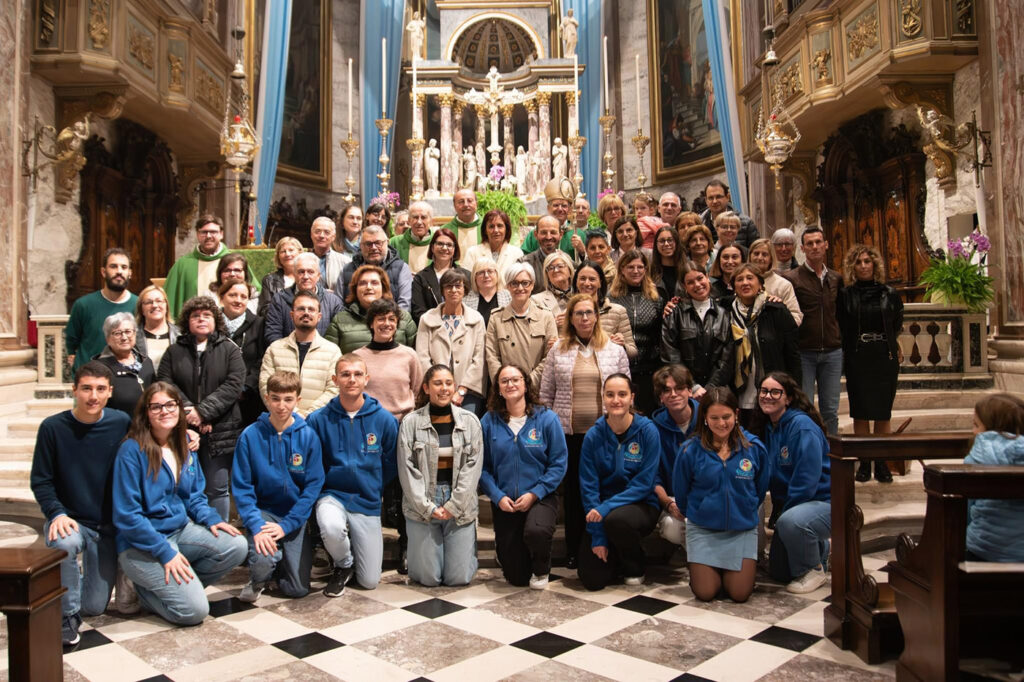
left=334, top=204, right=364, bottom=257
left=730, top=263, right=801, bottom=429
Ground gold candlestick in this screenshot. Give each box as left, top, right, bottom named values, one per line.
left=339, top=133, right=360, bottom=203
left=599, top=111, right=617, bottom=192
left=631, top=129, right=650, bottom=189
left=375, top=116, right=394, bottom=195
left=406, top=137, right=426, bottom=201
left=568, top=134, right=587, bottom=198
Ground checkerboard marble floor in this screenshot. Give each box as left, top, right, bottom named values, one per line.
left=0, top=542, right=901, bottom=682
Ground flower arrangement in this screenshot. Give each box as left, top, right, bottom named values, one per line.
left=919, top=229, right=994, bottom=312
left=596, top=188, right=625, bottom=202
left=373, top=191, right=401, bottom=210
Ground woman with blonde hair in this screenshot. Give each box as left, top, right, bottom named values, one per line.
left=747, top=238, right=802, bottom=325
left=597, top=194, right=627, bottom=233
left=838, top=244, right=904, bottom=482
left=539, top=294, right=630, bottom=568
left=463, top=256, right=510, bottom=328
left=258, top=237, right=303, bottom=315
left=135, top=285, right=178, bottom=368
left=531, top=250, right=575, bottom=326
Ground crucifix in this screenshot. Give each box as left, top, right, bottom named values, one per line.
left=466, top=67, right=524, bottom=168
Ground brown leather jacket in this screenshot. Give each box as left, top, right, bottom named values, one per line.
left=783, top=265, right=843, bottom=351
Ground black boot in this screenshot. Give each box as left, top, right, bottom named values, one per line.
left=874, top=461, right=893, bottom=483
left=855, top=461, right=872, bottom=482
left=397, top=547, right=409, bottom=575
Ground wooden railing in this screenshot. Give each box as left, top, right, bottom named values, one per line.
left=0, top=548, right=67, bottom=681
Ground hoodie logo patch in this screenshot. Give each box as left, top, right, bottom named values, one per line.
left=625, top=442, right=642, bottom=462
left=289, top=453, right=304, bottom=470
left=736, top=458, right=754, bottom=479
left=187, top=454, right=196, bottom=474
left=366, top=433, right=377, bottom=446
left=521, top=428, right=542, bottom=446
left=779, top=446, right=791, bottom=465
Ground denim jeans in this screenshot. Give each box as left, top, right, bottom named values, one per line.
left=315, top=496, right=384, bottom=589
left=44, top=520, right=117, bottom=617
left=246, top=511, right=313, bottom=597
left=118, top=521, right=247, bottom=626
left=768, top=500, right=831, bottom=582
left=405, top=483, right=478, bottom=587
left=799, top=348, right=843, bottom=436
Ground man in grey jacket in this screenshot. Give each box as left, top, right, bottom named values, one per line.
left=337, top=225, right=414, bottom=310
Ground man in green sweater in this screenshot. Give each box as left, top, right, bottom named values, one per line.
left=441, top=189, right=483, bottom=258
left=520, top=178, right=585, bottom=259
left=390, top=201, right=435, bottom=274
left=66, top=248, right=138, bottom=373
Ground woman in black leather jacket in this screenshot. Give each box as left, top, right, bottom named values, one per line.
left=660, top=261, right=734, bottom=396
left=838, top=244, right=904, bottom=482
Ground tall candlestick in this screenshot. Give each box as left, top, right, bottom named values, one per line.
left=635, top=54, right=642, bottom=129
left=381, top=38, right=387, bottom=116
left=347, top=58, right=353, bottom=134
left=573, top=54, right=580, bottom=134
left=602, top=36, right=610, bottom=110
left=412, top=55, right=417, bottom=97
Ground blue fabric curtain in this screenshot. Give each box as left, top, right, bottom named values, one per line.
left=361, top=0, right=406, bottom=204
left=701, top=0, right=744, bottom=213
left=253, top=1, right=292, bottom=244
left=564, top=0, right=601, bottom=201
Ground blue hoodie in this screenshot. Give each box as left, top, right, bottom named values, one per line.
left=307, top=394, right=398, bottom=516
left=964, top=431, right=1024, bottom=562
left=579, top=415, right=660, bottom=547
left=764, top=408, right=830, bottom=513
left=672, top=430, right=769, bottom=531
left=113, top=439, right=221, bottom=564
left=651, top=400, right=700, bottom=495
left=480, top=407, right=567, bottom=503
left=231, top=413, right=325, bottom=537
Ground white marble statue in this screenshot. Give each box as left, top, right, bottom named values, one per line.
left=462, top=146, right=477, bottom=190
left=424, top=138, right=440, bottom=193
left=528, top=150, right=542, bottom=199
left=551, top=137, right=568, bottom=181
left=559, top=9, right=579, bottom=58
left=503, top=142, right=514, bottom=176
left=406, top=11, right=426, bottom=60
left=515, top=146, right=528, bottom=197
left=450, top=140, right=462, bottom=190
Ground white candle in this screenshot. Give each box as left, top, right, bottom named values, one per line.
left=347, top=58, right=353, bottom=135
left=602, top=36, right=610, bottom=111
left=573, top=54, right=580, bottom=135
left=381, top=38, right=387, bottom=116
left=635, top=54, right=642, bottom=130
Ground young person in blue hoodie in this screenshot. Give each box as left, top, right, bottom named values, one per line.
left=650, top=364, right=701, bottom=546
left=308, top=354, right=398, bottom=596
left=672, top=387, right=769, bottom=602
left=758, top=372, right=831, bottom=594
left=232, top=371, right=325, bottom=602
left=964, top=392, right=1024, bottom=562
left=113, top=382, right=247, bottom=626
left=578, top=374, right=661, bottom=590
left=481, top=364, right=568, bottom=589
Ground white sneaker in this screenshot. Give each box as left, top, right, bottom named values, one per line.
left=238, top=581, right=265, bottom=603
left=786, top=566, right=827, bottom=594
left=114, top=569, right=140, bottom=615
left=624, top=575, right=645, bottom=586
left=529, top=573, right=549, bottom=590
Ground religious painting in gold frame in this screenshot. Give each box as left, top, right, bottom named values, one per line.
left=275, top=0, right=332, bottom=188
left=647, top=0, right=741, bottom=184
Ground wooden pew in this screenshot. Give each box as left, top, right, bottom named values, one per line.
left=887, top=463, right=1024, bottom=682
left=0, top=548, right=66, bottom=681
left=824, top=432, right=972, bottom=664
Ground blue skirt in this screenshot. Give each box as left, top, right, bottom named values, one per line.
left=685, top=520, right=757, bottom=572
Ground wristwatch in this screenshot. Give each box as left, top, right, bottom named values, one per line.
left=457, top=388, right=467, bottom=397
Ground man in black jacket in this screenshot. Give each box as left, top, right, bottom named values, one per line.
left=337, top=225, right=413, bottom=310
left=700, top=179, right=759, bottom=248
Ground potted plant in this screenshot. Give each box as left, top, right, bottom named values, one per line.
left=475, top=165, right=528, bottom=244
left=919, top=229, right=994, bottom=312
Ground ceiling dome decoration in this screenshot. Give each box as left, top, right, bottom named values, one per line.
left=452, top=18, right=539, bottom=75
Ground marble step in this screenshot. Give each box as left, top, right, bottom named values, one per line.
left=838, top=388, right=989, bottom=414
left=0, top=438, right=36, bottom=461
left=0, top=487, right=42, bottom=518
left=0, top=462, right=30, bottom=485
left=25, top=398, right=72, bottom=418
left=4, top=417, right=44, bottom=439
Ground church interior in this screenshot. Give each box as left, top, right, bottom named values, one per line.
left=0, top=0, right=1023, bottom=680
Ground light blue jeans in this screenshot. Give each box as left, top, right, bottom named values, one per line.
left=44, top=519, right=117, bottom=617
left=405, top=482, right=478, bottom=587
left=118, top=521, right=247, bottom=626
left=247, top=511, right=313, bottom=597
left=768, top=500, right=831, bottom=582
left=799, top=348, right=843, bottom=436
left=316, top=495, right=383, bottom=590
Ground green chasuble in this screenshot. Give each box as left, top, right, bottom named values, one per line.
left=163, top=244, right=259, bottom=319
left=442, top=215, right=483, bottom=259
left=390, top=229, right=434, bottom=263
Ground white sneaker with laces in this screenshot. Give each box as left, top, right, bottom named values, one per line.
left=786, top=566, right=827, bottom=594
left=623, top=575, right=645, bottom=586
left=529, top=573, right=549, bottom=590
left=239, top=581, right=265, bottom=603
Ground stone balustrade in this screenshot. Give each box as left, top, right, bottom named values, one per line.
left=896, top=303, right=989, bottom=385
left=30, top=315, right=70, bottom=388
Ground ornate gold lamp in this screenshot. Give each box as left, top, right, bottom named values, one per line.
left=220, top=29, right=260, bottom=193
left=755, top=77, right=800, bottom=189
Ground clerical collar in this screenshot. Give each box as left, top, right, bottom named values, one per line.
left=453, top=215, right=480, bottom=227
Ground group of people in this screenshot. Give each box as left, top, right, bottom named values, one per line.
left=41, top=177, right=1018, bottom=649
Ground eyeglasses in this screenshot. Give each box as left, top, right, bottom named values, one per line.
left=364, top=240, right=387, bottom=249
left=572, top=310, right=595, bottom=319
left=110, top=329, right=136, bottom=339
left=434, top=242, right=455, bottom=250
left=509, top=280, right=533, bottom=289
left=222, top=267, right=245, bottom=274
left=442, top=283, right=464, bottom=291
left=660, top=386, right=687, bottom=395
left=758, top=387, right=784, bottom=399
left=773, top=242, right=794, bottom=248
left=546, top=263, right=568, bottom=272
left=148, top=400, right=179, bottom=413
left=718, top=225, right=739, bottom=232
left=656, top=238, right=676, bottom=246
left=499, top=376, right=524, bottom=386
left=197, top=230, right=221, bottom=237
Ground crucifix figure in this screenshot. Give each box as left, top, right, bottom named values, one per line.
left=466, top=67, right=525, bottom=169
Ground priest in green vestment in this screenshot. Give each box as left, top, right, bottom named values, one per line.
left=441, top=189, right=484, bottom=258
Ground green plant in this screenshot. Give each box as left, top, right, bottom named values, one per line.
left=476, top=189, right=527, bottom=232
left=918, top=230, right=994, bottom=312
left=587, top=212, right=605, bottom=230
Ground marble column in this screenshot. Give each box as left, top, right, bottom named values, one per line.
left=411, top=92, right=424, bottom=139
left=439, top=93, right=455, bottom=196
left=537, top=92, right=552, bottom=185
left=566, top=91, right=579, bottom=181
left=453, top=100, right=465, bottom=189
left=474, top=104, right=487, bottom=182
left=502, top=104, right=514, bottom=171
left=525, top=99, right=539, bottom=198
left=408, top=93, right=426, bottom=201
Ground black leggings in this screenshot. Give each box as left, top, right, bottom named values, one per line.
left=563, top=434, right=586, bottom=561
left=577, top=503, right=660, bottom=591
left=491, top=494, right=559, bottom=586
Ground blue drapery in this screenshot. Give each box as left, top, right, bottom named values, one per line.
left=253, top=1, right=292, bottom=244
left=564, top=0, right=601, bottom=201
left=701, top=0, right=744, bottom=213
left=360, top=0, right=406, bottom=205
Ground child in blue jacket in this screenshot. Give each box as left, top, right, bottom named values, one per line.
left=113, top=382, right=247, bottom=626
left=481, top=364, right=568, bottom=589
left=673, top=387, right=769, bottom=602
left=307, top=354, right=398, bottom=596
left=232, top=371, right=324, bottom=602
left=578, top=374, right=661, bottom=590
left=759, top=372, right=831, bottom=594
left=650, top=364, right=701, bottom=546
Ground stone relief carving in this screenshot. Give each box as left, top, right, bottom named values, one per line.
left=88, top=0, right=110, bottom=50
left=128, top=24, right=155, bottom=70
left=168, top=53, right=185, bottom=92
left=846, top=7, right=879, bottom=60
left=195, top=64, right=224, bottom=113
left=812, top=49, right=832, bottom=82
left=900, top=0, right=923, bottom=38
left=777, top=62, right=803, bottom=99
